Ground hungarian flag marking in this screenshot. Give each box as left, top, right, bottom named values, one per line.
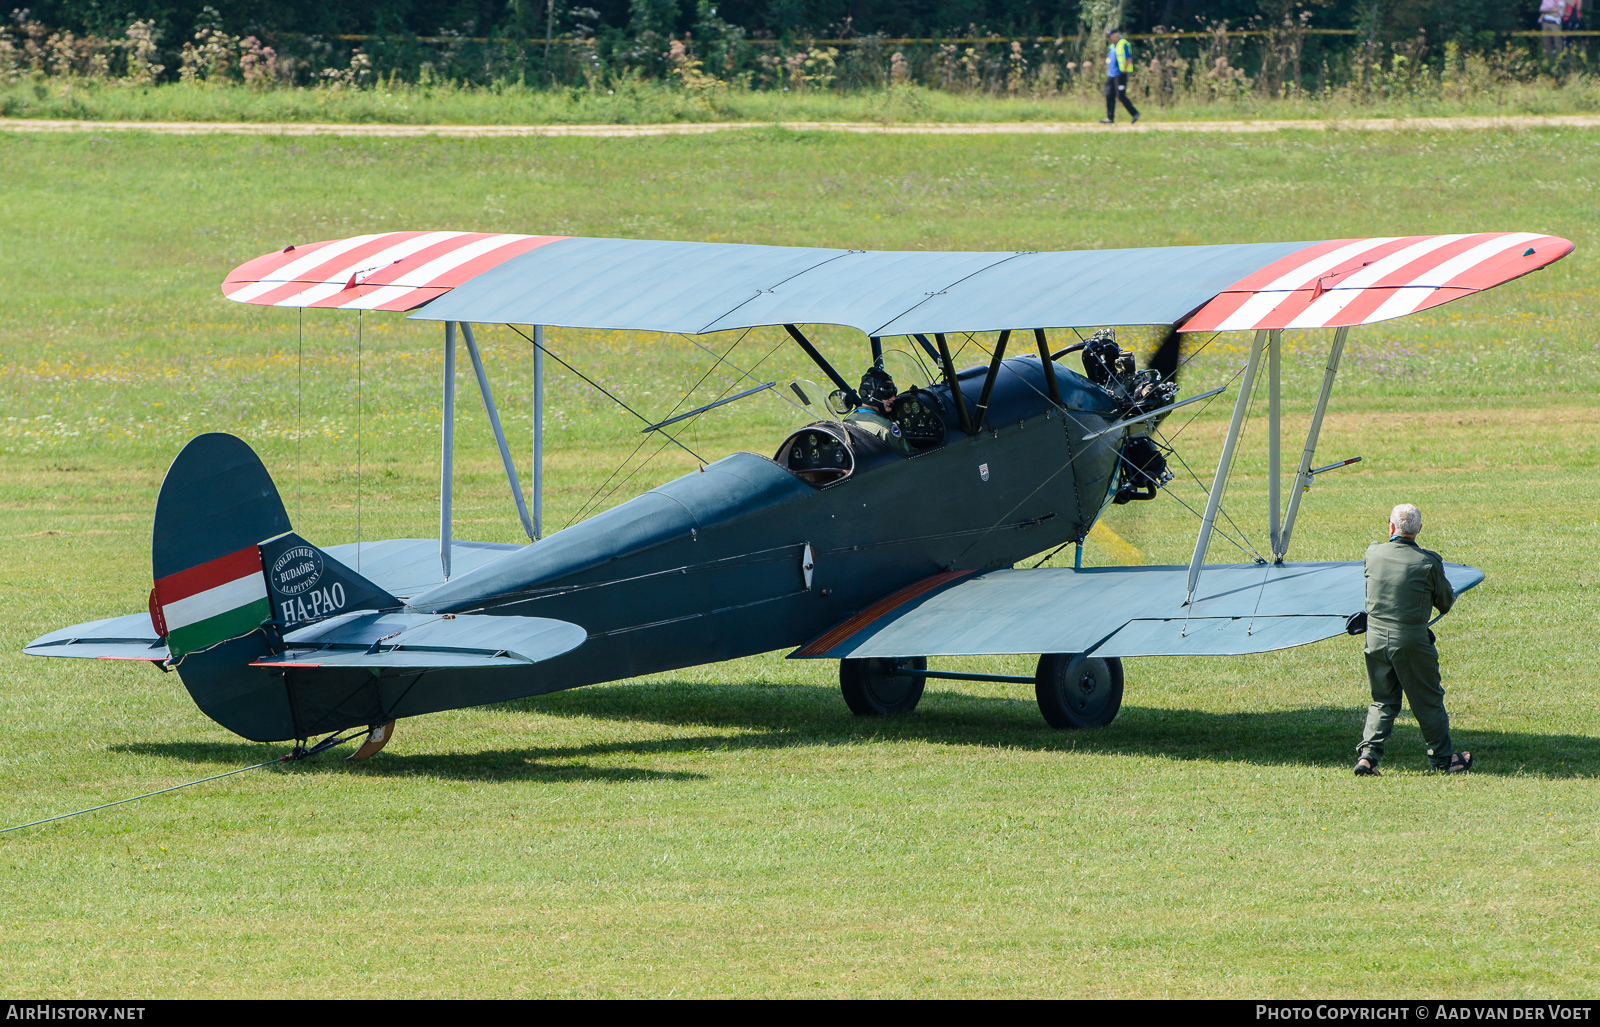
left=155, top=546, right=269, bottom=657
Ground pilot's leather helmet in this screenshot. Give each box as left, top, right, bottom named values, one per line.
left=859, top=366, right=898, bottom=406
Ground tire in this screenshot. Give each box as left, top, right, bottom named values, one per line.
left=840, top=657, right=927, bottom=716
left=1034, top=653, right=1123, bottom=729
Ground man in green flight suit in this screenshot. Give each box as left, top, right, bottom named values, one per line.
left=843, top=366, right=912, bottom=456
left=1353, top=503, right=1473, bottom=776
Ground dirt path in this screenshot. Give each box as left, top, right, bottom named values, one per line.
left=3, top=113, right=1599, bottom=138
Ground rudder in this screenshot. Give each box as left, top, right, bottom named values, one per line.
left=151, top=433, right=398, bottom=742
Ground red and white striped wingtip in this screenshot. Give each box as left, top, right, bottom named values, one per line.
left=1181, top=232, right=1573, bottom=333
left=221, top=231, right=567, bottom=311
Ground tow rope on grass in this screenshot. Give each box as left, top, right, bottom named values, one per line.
left=0, top=728, right=365, bottom=836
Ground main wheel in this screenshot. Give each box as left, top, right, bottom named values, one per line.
left=1035, top=653, right=1123, bottom=729
left=840, top=657, right=926, bottom=716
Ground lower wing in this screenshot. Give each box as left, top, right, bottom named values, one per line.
left=792, top=561, right=1485, bottom=660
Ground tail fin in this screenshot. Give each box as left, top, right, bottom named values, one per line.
left=151, top=433, right=397, bottom=741
left=259, top=532, right=398, bottom=636
left=152, top=433, right=290, bottom=659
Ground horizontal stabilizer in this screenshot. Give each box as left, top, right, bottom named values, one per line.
left=251, top=611, right=587, bottom=669
left=793, top=561, right=1484, bottom=660
left=24, top=612, right=169, bottom=662
left=319, top=538, right=521, bottom=600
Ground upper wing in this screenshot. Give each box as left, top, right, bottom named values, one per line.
left=221, top=232, right=1572, bottom=336
left=791, top=561, right=1485, bottom=660
left=221, top=232, right=565, bottom=311
left=411, top=237, right=1309, bottom=336
left=1180, top=233, right=1572, bottom=332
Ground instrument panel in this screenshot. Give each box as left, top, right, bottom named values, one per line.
left=889, top=390, right=948, bottom=449
left=779, top=427, right=853, bottom=485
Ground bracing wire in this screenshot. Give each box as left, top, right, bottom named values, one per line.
left=1031, top=539, right=1075, bottom=568
left=940, top=331, right=1112, bottom=445
left=1163, top=354, right=1242, bottom=444
left=296, top=307, right=303, bottom=525
left=733, top=335, right=795, bottom=393
left=356, top=309, right=363, bottom=572
left=950, top=332, right=976, bottom=365
left=1039, top=329, right=1257, bottom=558
left=1139, top=356, right=1267, bottom=559
left=1168, top=331, right=1221, bottom=381
left=884, top=335, right=936, bottom=386
left=567, top=437, right=656, bottom=532
left=1156, top=446, right=1257, bottom=557
left=507, top=324, right=705, bottom=466
left=687, top=336, right=803, bottom=411
left=575, top=331, right=792, bottom=530
left=562, top=330, right=752, bottom=529
left=1152, top=471, right=1258, bottom=559
left=1152, top=398, right=1260, bottom=559
left=1245, top=558, right=1274, bottom=635
left=949, top=329, right=1264, bottom=566
left=574, top=333, right=787, bottom=527
left=1147, top=358, right=1267, bottom=564
left=669, top=329, right=754, bottom=424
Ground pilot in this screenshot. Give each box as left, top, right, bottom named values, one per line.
left=1352, top=503, right=1471, bottom=776
left=844, top=366, right=912, bottom=456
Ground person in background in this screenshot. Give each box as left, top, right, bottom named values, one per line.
left=1352, top=503, right=1472, bottom=776
left=1541, top=0, right=1565, bottom=55
left=1101, top=28, right=1141, bottom=125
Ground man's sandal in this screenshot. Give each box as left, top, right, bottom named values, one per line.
left=1354, top=755, right=1381, bottom=777
left=1446, top=751, right=1473, bottom=774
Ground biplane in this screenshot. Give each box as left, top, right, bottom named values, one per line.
left=25, top=230, right=1572, bottom=756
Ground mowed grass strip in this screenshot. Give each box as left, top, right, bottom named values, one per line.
left=0, top=127, right=1597, bottom=997
left=7, top=77, right=1600, bottom=126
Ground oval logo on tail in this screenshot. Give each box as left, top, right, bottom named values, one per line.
left=270, top=545, right=324, bottom=596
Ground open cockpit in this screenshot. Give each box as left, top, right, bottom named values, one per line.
left=775, top=388, right=950, bottom=488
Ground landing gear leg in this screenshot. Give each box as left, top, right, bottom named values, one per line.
left=1034, top=654, right=1123, bottom=728
left=840, top=657, right=926, bottom=716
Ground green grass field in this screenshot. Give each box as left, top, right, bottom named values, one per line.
left=4, top=75, right=1600, bottom=126
left=2, top=126, right=1598, bottom=997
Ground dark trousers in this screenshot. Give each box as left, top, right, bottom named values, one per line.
left=1359, top=643, right=1453, bottom=769
left=1105, top=74, right=1139, bottom=120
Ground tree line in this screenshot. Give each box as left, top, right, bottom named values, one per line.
left=23, top=0, right=1552, bottom=52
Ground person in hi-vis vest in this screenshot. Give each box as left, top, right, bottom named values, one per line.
left=1101, top=29, right=1140, bottom=124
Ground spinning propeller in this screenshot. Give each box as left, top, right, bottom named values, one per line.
left=1146, top=327, right=1183, bottom=386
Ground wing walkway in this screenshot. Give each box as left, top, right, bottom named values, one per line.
left=2, top=113, right=1598, bottom=138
